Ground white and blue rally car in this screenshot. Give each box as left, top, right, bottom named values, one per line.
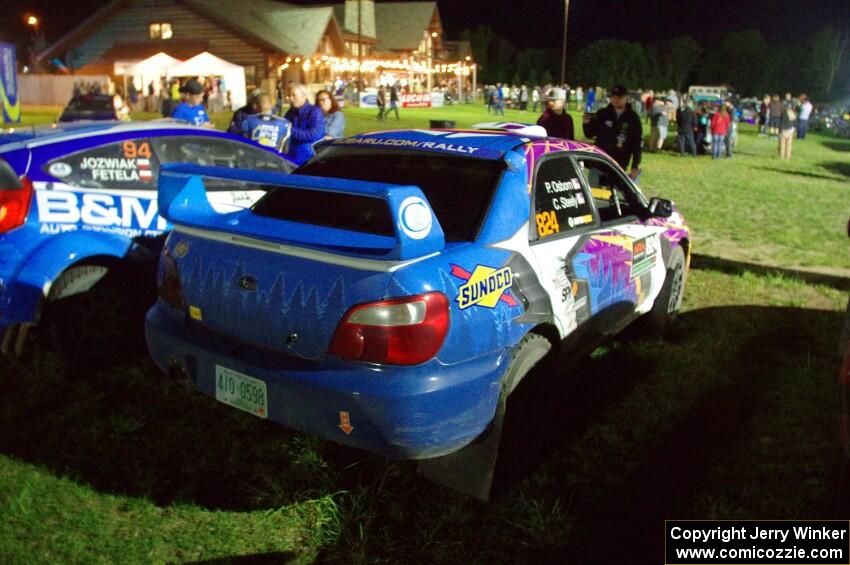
left=0, top=121, right=294, bottom=361
left=145, top=124, right=690, bottom=499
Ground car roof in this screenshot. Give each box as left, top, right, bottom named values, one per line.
left=329, top=128, right=602, bottom=160
left=0, top=120, right=229, bottom=152
left=68, top=94, right=114, bottom=101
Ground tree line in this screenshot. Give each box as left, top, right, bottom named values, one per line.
left=460, top=25, right=849, bottom=101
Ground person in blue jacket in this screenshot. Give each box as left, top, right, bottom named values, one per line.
left=242, top=93, right=291, bottom=153
left=284, top=83, right=324, bottom=165
left=170, top=79, right=213, bottom=127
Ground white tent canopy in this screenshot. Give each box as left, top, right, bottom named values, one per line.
left=167, top=51, right=246, bottom=108
left=126, top=52, right=180, bottom=78
left=123, top=52, right=181, bottom=95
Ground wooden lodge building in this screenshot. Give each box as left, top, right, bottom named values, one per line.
left=34, top=0, right=462, bottom=93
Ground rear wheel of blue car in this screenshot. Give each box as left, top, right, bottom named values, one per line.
left=44, top=280, right=139, bottom=366
left=493, top=333, right=557, bottom=490
left=645, top=245, right=687, bottom=335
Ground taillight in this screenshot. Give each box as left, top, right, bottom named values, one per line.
left=329, top=292, right=449, bottom=365
left=157, top=245, right=185, bottom=310
left=0, top=176, right=33, bottom=233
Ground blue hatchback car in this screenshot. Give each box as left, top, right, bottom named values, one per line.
left=145, top=125, right=691, bottom=499
left=0, top=121, right=294, bottom=361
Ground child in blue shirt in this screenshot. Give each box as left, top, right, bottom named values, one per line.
left=171, top=80, right=213, bottom=127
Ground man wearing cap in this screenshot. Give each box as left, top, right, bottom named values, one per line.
left=582, top=84, right=642, bottom=179
left=536, top=87, right=575, bottom=140
left=170, top=80, right=213, bottom=127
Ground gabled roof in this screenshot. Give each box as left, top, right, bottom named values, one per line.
left=36, top=0, right=345, bottom=64
left=34, top=0, right=130, bottom=64
left=187, top=0, right=344, bottom=56
left=374, top=2, right=439, bottom=51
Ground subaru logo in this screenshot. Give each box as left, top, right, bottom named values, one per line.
left=238, top=275, right=258, bottom=292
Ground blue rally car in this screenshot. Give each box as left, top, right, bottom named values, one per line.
left=0, top=121, right=294, bottom=361
left=145, top=124, right=690, bottom=499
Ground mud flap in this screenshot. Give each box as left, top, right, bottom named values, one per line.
left=416, top=392, right=506, bottom=502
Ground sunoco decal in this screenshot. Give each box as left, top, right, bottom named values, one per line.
left=451, top=264, right=518, bottom=309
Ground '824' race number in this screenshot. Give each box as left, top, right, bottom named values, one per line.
left=536, top=210, right=560, bottom=237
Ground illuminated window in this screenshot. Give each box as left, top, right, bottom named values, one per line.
left=149, top=22, right=172, bottom=40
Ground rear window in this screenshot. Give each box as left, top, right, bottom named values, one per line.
left=151, top=136, right=293, bottom=174
left=296, top=146, right=505, bottom=242
left=66, top=96, right=114, bottom=112
left=252, top=187, right=394, bottom=236
left=42, top=138, right=158, bottom=189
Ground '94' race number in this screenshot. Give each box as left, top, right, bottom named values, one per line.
left=536, top=210, right=560, bottom=237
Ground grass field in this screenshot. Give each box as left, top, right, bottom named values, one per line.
left=1, top=104, right=849, bottom=563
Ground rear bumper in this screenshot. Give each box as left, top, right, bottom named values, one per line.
left=145, top=303, right=509, bottom=459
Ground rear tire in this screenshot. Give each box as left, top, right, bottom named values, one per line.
left=645, top=245, right=687, bottom=335
left=502, top=333, right=554, bottom=397
left=44, top=279, right=141, bottom=366
left=416, top=332, right=554, bottom=501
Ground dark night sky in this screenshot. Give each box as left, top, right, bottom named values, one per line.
left=2, top=0, right=849, bottom=54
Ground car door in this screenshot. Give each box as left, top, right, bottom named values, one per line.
left=37, top=136, right=166, bottom=238
left=573, top=155, right=666, bottom=331
left=527, top=153, right=599, bottom=340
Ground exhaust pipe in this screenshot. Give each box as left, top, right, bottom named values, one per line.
left=167, top=356, right=195, bottom=391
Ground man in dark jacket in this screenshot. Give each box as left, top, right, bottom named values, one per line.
left=582, top=84, right=642, bottom=179
left=284, top=83, right=325, bottom=165
left=676, top=102, right=697, bottom=156
left=536, top=87, right=575, bottom=139
left=227, top=91, right=261, bottom=136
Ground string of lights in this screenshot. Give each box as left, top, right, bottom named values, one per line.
left=279, top=55, right=474, bottom=76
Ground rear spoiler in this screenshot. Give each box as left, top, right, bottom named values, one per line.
left=158, top=163, right=445, bottom=261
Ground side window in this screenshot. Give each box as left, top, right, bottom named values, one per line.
left=151, top=136, right=294, bottom=175
left=532, top=156, right=596, bottom=241
left=43, top=138, right=159, bottom=189
left=576, top=158, right=640, bottom=224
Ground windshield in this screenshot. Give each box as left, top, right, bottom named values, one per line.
left=297, top=146, right=505, bottom=242
left=65, top=96, right=114, bottom=112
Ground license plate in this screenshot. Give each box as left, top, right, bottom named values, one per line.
left=214, top=366, right=268, bottom=419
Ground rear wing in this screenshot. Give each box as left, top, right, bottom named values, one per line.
left=158, top=164, right=445, bottom=261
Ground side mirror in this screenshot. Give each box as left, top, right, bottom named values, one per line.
left=648, top=197, right=674, bottom=218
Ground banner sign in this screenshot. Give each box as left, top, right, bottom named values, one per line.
left=401, top=93, right=431, bottom=108
left=0, top=43, right=20, bottom=124
left=430, top=91, right=444, bottom=108
left=359, top=92, right=378, bottom=108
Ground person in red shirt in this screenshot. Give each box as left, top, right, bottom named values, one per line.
left=536, top=87, right=575, bottom=140
left=710, top=106, right=731, bottom=159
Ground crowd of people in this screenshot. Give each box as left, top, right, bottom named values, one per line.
left=100, top=76, right=350, bottom=165
left=523, top=81, right=823, bottom=164
left=224, top=82, right=345, bottom=165
left=73, top=71, right=832, bottom=171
